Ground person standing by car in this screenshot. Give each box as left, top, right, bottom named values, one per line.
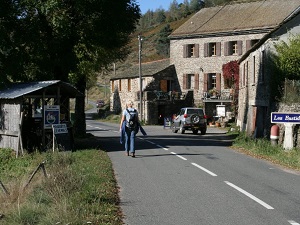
left=120, top=100, right=139, bottom=157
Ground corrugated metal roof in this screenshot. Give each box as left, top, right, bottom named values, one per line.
left=112, top=59, right=172, bottom=80
left=0, top=80, right=83, bottom=99
left=170, top=0, right=300, bottom=38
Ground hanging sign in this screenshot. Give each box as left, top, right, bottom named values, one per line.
left=271, top=112, right=300, bottom=124
left=44, top=105, right=60, bottom=129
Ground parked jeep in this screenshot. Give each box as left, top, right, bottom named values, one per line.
left=171, top=107, right=207, bottom=134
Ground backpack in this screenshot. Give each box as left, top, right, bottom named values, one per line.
left=126, top=109, right=137, bottom=130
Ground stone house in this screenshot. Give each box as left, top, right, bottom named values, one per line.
left=169, top=0, right=300, bottom=119
left=237, top=6, right=300, bottom=138
left=110, top=59, right=193, bottom=124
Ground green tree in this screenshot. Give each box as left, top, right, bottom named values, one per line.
left=274, top=34, right=300, bottom=80
left=156, top=24, right=172, bottom=57
left=0, top=0, right=140, bottom=136
left=189, top=0, right=204, bottom=13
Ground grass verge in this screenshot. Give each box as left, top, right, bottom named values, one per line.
left=231, top=131, right=300, bottom=171
left=0, top=148, right=122, bottom=225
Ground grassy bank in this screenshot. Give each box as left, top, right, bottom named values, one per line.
left=0, top=148, right=122, bottom=225
left=231, top=131, right=300, bottom=171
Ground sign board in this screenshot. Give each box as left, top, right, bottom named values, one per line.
left=52, top=124, right=73, bottom=151
left=44, top=105, right=60, bottom=129
left=271, top=112, right=300, bottom=124
left=164, top=117, right=172, bottom=129
left=216, top=105, right=226, bottom=117
left=52, top=124, right=68, bottom=134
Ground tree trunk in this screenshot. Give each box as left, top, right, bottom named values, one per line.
left=74, top=96, right=86, bottom=137
left=74, top=78, right=86, bottom=137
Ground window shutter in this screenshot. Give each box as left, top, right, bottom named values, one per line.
left=216, top=73, right=221, bottom=92
left=238, top=41, right=243, bottom=55
left=183, top=74, right=187, bottom=89
left=246, top=40, right=251, bottom=51
left=195, top=44, right=199, bottom=58
left=216, top=42, right=221, bottom=56
left=224, top=42, right=229, bottom=56
left=204, top=43, right=208, bottom=57
left=195, top=74, right=199, bottom=90
left=183, top=45, right=187, bottom=58
left=203, top=73, right=208, bottom=91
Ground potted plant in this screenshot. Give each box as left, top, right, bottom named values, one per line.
left=208, top=88, right=219, bottom=98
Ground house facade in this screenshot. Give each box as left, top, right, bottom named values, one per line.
left=237, top=8, right=300, bottom=138
left=110, top=59, right=193, bottom=124
left=169, top=0, right=300, bottom=119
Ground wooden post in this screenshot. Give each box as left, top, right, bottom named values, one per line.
left=24, top=161, right=47, bottom=189
left=0, top=180, right=9, bottom=195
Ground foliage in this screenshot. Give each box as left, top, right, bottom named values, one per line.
left=274, top=34, right=300, bottom=80
left=222, top=60, right=239, bottom=114
left=156, top=24, right=173, bottom=57
left=269, top=34, right=300, bottom=103
left=0, top=0, right=140, bottom=136
left=0, top=150, right=122, bottom=225
left=222, top=60, right=239, bottom=89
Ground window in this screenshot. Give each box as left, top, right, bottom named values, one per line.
left=224, top=41, right=242, bottom=56
left=183, top=74, right=199, bottom=90
left=127, top=79, right=131, bottom=91
left=246, top=39, right=259, bottom=51
left=252, top=56, right=256, bottom=84
left=224, top=77, right=234, bottom=89
left=260, top=50, right=265, bottom=83
left=204, top=42, right=221, bottom=57
left=119, top=80, right=122, bottom=91
left=111, top=80, right=115, bottom=92
left=183, top=44, right=199, bottom=58
left=203, top=73, right=221, bottom=92
left=243, top=63, right=246, bottom=87
left=187, top=74, right=195, bottom=89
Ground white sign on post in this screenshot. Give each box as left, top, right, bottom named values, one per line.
left=216, top=105, right=226, bottom=117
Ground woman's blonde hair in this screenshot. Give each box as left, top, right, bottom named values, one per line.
left=126, top=100, right=133, bottom=107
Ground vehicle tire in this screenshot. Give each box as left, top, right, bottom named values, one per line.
left=200, top=129, right=206, bottom=135
left=179, top=123, right=185, bottom=134
left=192, top=129, right=198, bottom=134
left=171, top=124, right=178, bottom=133
left=191, top=114, right=200, bottom=124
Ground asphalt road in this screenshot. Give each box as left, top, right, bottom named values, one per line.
left=86, top=119, right=300, bottom=225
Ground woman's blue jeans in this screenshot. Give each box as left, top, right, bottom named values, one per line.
left=125, top=127, right=136, bottom=153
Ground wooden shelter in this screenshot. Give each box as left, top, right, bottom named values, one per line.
left=0, top=80, right=83, bottom=154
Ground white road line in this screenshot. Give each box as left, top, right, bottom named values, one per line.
left=156, top=144, right=164, bottom=148
left=191, top=163, right=218, bottom=177
left=224, top=181, right=274, bottom=209
left=171, top=152, right=187, bottom=160
left=162, top=147, right=169, bottom=151
left=145, top=140, right=155, bottom=144
left=288, top=220, right=300, bottom=225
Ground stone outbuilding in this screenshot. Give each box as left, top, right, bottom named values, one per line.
left=237, top=5, right=300, bottom=138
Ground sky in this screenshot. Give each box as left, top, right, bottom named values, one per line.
left=137, top=0, right=184, bottom=14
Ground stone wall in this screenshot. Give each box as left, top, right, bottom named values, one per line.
left=277, top=104, right=300, bottom=148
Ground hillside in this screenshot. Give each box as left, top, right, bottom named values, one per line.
left=90, top=15, right=193, bottom=102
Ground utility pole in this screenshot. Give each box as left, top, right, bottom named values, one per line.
left=138, top=35, right=143, bottom=121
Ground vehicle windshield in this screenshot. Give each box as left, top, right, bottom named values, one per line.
left=187, top=109, right=204, bottom=116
